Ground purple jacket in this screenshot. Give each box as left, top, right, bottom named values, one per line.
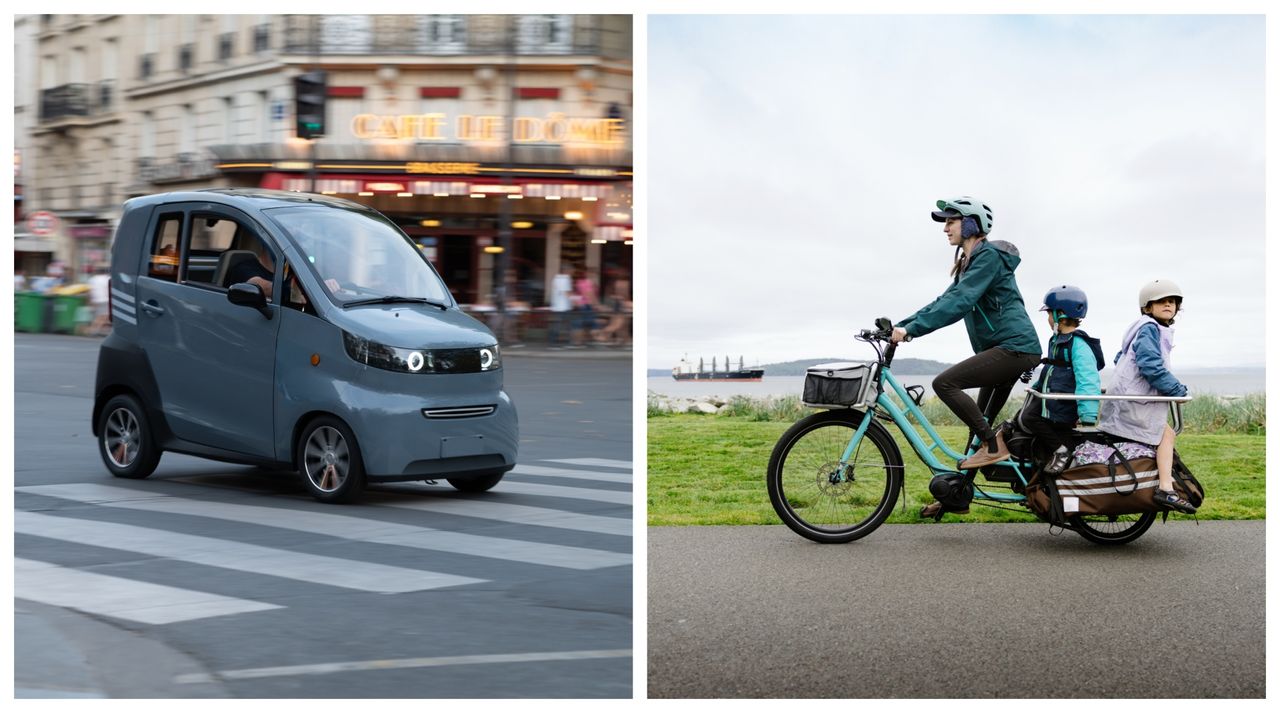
left=1097, top=316, right=1187, bottom=445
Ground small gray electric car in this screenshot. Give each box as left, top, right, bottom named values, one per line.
left=92, top=189, right=517, bottom=502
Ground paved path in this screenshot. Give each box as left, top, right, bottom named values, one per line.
left=648, top=522, right=1264, bottom=698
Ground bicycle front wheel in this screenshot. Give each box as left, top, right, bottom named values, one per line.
left=767, top=410, right=903, bottom=543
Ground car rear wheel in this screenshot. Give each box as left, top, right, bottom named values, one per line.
left=98, top=394, right=162, bottom=479
left=297, top=417, right=367, bottom=503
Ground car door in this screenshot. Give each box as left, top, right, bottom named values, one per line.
left=133, top=202, right=280, bottom=458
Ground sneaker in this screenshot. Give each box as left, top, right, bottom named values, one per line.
left=1153, top=489, right=1197, bottom=514
left=1044, top=446, right=1072, bottom=475
left=919, top=501, right=968, bottom=519
left=958, top=431, right=1010, bottom=469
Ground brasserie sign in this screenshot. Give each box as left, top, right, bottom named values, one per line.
left=352, top=112, right=626, bottom=145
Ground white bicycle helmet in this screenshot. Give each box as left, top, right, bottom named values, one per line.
left=1138, top=279, right=1183, bottom=310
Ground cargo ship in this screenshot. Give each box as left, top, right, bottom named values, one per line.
left=672, top=355, right=764, bottom=381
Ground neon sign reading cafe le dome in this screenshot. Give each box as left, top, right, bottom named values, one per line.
left=351, top=112, right=626, bottom=145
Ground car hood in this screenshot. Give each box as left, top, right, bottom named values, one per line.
left=328, top=304, right=496, bottom=349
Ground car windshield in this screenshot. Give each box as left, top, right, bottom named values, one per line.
left=265, top=205, right=451, bottom=307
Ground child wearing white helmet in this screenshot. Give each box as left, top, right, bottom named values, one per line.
left=1096, top=279, right=1195, bottom=514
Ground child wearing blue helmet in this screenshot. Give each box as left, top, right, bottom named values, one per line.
left=1023, top=285, right=1105, bottom=474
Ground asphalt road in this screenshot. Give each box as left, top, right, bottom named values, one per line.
left=648, top=522, right=1265, bottom=698
left=14, top=333, right=633, bottom=698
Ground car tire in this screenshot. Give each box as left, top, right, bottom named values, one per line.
left=447, top=470, right=506, bottom=493
left=297, top=416, right=367, bottom=503
left=98, top=394, right=162, bottom=479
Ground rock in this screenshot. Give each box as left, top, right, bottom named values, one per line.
left=692, top=402, right=718, bottom=414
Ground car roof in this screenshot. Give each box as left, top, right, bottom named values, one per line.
left=122, top=188, right=371, bottom=214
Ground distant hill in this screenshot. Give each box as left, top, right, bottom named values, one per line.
left=647, top=357, right=954, bottom=377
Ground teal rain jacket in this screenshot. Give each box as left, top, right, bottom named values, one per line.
left=895, top=239, right=1041, bottom=356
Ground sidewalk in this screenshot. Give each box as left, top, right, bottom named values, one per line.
left=15, top=601, right=231, bottom=698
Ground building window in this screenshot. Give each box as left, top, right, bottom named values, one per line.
left=223, top=96, right=236, bottom=144
left=178, top=44, right=194, bottom=73
left=253, top=23, right=271, bottom=52
left=140, top=53, right=155, bottom=79
left=140, top=111, right=155, bottom=158
left=259, top=91, right=271, bottom=142
left=98, top=80, right=113, bottom=112
left=422, top=15, right=466, bottom=53
left=321, top=15, right=371, bottom=53
left=517, top=15, right=573, bottom=54
left=218, top=32, right=234, bottom=61
left=180, top=104, right=194, bottom=154
left=102, top=38, right=118, bottom=82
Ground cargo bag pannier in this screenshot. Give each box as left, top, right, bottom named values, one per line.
left=1024, top=441, right=1204, bottom=525
left=802, top=362, right=878, bottom=409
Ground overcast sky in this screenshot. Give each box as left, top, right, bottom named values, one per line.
left=647, top=15, right=1265, bottom=370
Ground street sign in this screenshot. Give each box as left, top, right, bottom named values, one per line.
left=27, top=211, right=60, bottom=236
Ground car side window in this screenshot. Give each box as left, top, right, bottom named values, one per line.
left=183, top=213, right=239, bottom=288
left=282, top=260, right=315, bottom=315
left=147, top=213, right=183, bottom=282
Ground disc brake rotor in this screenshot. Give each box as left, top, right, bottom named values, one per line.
left=816, top=461, right=855, bottom=496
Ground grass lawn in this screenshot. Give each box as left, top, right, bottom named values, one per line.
left=647, top=415, right=1265, bottom=525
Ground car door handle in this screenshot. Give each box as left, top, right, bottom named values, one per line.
left=140, top=300, right=166, bottom=317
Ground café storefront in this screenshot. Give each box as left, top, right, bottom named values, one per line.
left=210, top=107, right=633, bottom=309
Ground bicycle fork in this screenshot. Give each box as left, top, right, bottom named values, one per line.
left=830, top=409, right=876, bottom=483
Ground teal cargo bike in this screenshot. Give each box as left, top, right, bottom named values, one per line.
left=766, top=318, right=1197, bottom=545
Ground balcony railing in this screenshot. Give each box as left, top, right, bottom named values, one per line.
left=38, top=80, right=118, bottom=123
left=281, top=15, right=603, bottom=56
left=39, top=84, right=90, bottom=122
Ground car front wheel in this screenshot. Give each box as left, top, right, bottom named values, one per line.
left=297, top=417, right=367, bottom=503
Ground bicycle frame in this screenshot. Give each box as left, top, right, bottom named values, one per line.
left=838, top=365, right=1034, bottom=502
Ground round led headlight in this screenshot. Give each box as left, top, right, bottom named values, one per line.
left=406, top=351, right=425, bottom=372
left=479, top=344, right=501, bottom=371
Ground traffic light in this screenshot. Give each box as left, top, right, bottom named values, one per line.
left=294, top=70, right=327, bottom=139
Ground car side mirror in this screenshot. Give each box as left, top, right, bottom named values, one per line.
left=227, top=283, right=273, bottom=319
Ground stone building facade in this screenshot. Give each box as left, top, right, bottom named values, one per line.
left=23, top=13, right=633, bottom=305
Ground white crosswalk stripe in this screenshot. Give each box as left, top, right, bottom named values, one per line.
left=510, top=464, right=633, bottom=483
left=18, top=483, right=629, bottom=570
left=15, top=456, right=631, bottom=628
left=494, top=481, right=631, bottom=505
left=546, top=458, right=632, bottom=470
left=15, top=557, right=282, bottom=625
left=15, top=511, right=483, bottom=593
left=383, top=498, right=632, bottom=536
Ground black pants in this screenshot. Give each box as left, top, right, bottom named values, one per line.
left=932, top=347, right=1042, bottom=444
left=1019, top=406, right=1077, bottom=457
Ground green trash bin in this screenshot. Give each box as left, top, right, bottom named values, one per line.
left=51, top=294, right=88, bottom=334
left=15, top=292, right=47, bottom=333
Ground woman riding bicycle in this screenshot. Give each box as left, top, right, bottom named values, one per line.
left=891, top=197, right=1042, bottom=513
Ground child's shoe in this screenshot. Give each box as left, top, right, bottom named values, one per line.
left=1044, top=446, right=1072, bottom=475
left=1153, top=489, right=1197, bottom=514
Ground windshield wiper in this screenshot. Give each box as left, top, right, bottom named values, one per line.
left=343, top=295, right=449, bottom=310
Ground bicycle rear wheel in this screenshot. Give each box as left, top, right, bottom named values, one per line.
left=767, top=410, right=903, bottom=543
left=1069, top=511, right=1157, bottom=545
